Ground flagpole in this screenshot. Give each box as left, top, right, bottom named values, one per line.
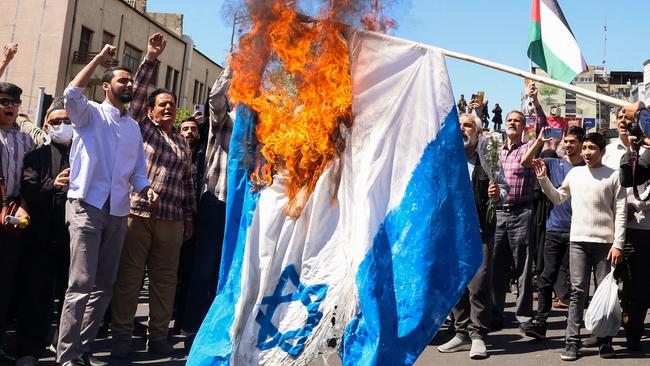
left=439, top=49, right=624, bottom=108
left=347, top=28, right=627, bottom=108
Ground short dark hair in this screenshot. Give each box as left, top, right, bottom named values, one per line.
left=180, top=116, right=197, bottom=125
left=45, top=96, right=65, bottom=120
left=583, top=132, right=606, bottom=151
left=565, top=126, right=585, bottom=141
left=102, top=66, right=132, bottom=83
left=0, top=82, right=22, bottom=99
left=147, top=88, right=177, bottom=109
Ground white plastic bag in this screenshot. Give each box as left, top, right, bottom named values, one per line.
left=584, top=268, right=622, bottom=337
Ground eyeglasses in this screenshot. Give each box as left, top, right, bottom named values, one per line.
left=0, top=98, right=21, bottom=107
left=47, top=117, right=71, bottom=125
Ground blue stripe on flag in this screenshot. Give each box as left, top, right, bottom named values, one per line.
left=341, top=108, right=483, bottom=365
left=187, top=105, right=260, bottom=366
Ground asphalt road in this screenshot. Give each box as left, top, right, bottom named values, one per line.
left=5, top=290, right=648, bottom=365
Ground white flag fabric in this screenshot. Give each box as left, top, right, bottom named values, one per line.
left=187, top=26, right=483, bottom=366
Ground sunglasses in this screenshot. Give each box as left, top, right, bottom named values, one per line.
left=0, top=98, right=21, bottom=107
left=47, top=117, right=71, bottom=125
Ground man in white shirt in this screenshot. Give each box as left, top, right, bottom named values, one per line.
left=56, top=44, right=158, bottom=366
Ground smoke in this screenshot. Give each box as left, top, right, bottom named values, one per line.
left=222, top=0, right=403, bottom=36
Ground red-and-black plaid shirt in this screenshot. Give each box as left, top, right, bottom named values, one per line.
left=128, top=59, right=196, bottom=221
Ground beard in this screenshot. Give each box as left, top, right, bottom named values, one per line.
left=112, top=86, right=133, bottom=103
left=463, top=132, right=477, bottom=148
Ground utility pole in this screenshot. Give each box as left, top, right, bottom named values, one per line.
left=229, top=13, right=242, bottom=53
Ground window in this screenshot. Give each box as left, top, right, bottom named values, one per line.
left=193, top=80, right=200, bottom=104
left=173, top=69, right=180, bottom=94
left=165, top=66, right=180, bottom=93
left=79, top=26, right=94, bottom=56
left=122, top=43, right=142, bottom=73
left=165, top=66, right=174, bottom=89
left=102, top=31, right=115, bottom=47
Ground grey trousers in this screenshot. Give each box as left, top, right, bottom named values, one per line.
left=453, top=236, right=494, bottom=340
left=566, top=242, right=611, bottom=345
left=491, top=207, right=534, bottom=323
left=56, top=199, right=127, bottom=363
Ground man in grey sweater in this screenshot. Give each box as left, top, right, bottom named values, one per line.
left=532, top=132, right=625, bottom=362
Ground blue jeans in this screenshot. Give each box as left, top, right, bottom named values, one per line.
left=182, top=193, right=226, bottom=333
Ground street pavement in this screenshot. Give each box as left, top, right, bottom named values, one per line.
left=4, top=290, right=648, bottom=365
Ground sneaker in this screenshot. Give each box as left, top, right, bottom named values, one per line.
left=582, top=335, right=599, bottom=348
left=437, top=335, right=471, bottom=353
left=599, top=343, right=615, bottom=359
left=522, top=320, right=546, bottom=340
left=469, top=338, right=488, bottom=359
left=560, top=343, right=578, bottom=361
left=81, top=353, right=108, bottom=366
left=148, top=339, right=175, bottom=356
left=16, top=356, right=38, bottom=366
left=110, top=337, right=132, bottom=359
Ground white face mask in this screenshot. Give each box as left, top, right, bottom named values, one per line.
left=48, top=124, right=73, bottom=144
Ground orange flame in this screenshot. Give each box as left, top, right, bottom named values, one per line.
left=229, top=0, right=393, bottom=216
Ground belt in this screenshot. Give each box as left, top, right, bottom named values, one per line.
left=496, top=201, right=532, bottom=212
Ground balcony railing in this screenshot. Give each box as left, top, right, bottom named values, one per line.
left=72, top=51, right=120, bottom=68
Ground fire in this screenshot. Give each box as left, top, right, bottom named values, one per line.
left=228, top=0, right=393, bottom=216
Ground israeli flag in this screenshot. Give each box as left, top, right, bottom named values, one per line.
left=187, top=27, right=483, bottom=366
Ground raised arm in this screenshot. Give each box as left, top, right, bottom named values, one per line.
left=129, top=33, right=166, bottom=122
left=70, top=44, right=115, bottom=88
left=209, top=62, right=233, bottom=130
left=521, top=127, right=551, bottom=167
left=533, top=159, right=570, bottom=205
left=528, top=83, right=548, bottom=137
left=0, top=43, right=18, bottom=78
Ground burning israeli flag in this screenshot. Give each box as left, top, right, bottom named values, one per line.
left=187, top=21, right=482, bottom=366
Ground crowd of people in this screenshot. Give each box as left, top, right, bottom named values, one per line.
left=0, top=33, right=233, bottom=366
left=444, top=85, right=650, bottom=361
left=0, top=29, right=648, bottom=366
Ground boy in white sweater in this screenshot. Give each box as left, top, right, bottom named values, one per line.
left=532, top=132, right=626, bottom=362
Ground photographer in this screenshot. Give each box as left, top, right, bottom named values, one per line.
left=611, top=101, right=650, bottom=352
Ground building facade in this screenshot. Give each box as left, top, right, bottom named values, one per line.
left=0, top=0, right=223, bottom=123
left=527, top=65, right=643, bottom=129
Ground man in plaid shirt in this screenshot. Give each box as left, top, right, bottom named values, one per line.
left=487, top=83, right=547, bottom=331
left=110, top=34, right=196, bottom=357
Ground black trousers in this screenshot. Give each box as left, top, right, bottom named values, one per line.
left=0, top=232, right=21, bottom=345
left=620, top=228, right=650, bottom=343
left=181, top=193, right=227, bottom=333
left=15, top=237, right=69, bottom=358
left=534, top=231, right=570, bottom=322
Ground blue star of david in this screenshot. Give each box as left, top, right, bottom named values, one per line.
left=255, top=264, right=329, bottom=357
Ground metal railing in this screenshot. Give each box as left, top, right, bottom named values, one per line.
left=72, top=51, right=120, bottom=68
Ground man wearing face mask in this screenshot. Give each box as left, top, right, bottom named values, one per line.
left=15, top=98, right=72, bottom=366
left=438, top=113, right=508, bottom=359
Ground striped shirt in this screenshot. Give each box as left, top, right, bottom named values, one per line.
left=0, top=124, right=36, bottom=197
left=499, top=107, right=547, bottom=204
left=129, top=59, right=196, bottom=221
left=203, top=66, right=233, bottom=203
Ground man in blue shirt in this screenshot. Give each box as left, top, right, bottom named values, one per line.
left=520, top=125, right=585, bottom=339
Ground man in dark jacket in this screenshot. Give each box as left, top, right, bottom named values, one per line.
left=438, top=113, right=508, bottom=360
left=15, top=99, right=72, bottom=366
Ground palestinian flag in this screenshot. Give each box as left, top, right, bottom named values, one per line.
left=528, top=0, right=587, bottom=83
